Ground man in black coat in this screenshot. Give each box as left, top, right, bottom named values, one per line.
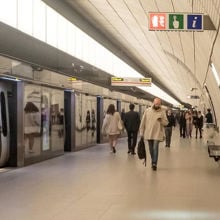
left=164, top=109, right=176, bottom=147
left=124, top=104, right=140, bottom=155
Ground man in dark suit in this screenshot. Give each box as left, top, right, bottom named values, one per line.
left=124, top=104, right=140, bottom=155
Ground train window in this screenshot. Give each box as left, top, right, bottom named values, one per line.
left=0, top=92, right=7, bottom=136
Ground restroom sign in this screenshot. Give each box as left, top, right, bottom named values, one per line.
left=149, top=12, right=203, bottom=31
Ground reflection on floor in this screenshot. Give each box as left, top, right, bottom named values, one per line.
left=0, top=129, right=220, bottom=220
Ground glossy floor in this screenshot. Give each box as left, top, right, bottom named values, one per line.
left=0, top=129, right=220, bottom=220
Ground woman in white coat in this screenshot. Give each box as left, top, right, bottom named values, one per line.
left=102, top=104, right=123, bottom=153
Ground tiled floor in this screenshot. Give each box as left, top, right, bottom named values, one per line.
left=0, top=129, right=220, bottom=220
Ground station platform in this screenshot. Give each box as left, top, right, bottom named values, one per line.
left=0, top=129, right=220, bottom=220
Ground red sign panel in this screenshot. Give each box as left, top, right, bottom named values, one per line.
left=149, top=13, right=167, bottom=30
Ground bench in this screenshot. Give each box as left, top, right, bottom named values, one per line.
left=208, top=145, right=220, bottom=162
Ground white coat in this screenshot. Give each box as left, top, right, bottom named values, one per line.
left=139, top=107, right=168, bottom=141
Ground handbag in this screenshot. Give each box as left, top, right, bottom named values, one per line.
left=137, top=137, right=146, bottom=166
left=117, top=119, right=123, bottom=131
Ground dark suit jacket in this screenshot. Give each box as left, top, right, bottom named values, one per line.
left=124, top=110, right=140, bottom=132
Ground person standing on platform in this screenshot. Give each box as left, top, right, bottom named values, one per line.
left=101, top=104, right=123, bottom=153
left=195, top=111, right=204, bottom=138
left=123, top=104, right=140, bottom=155
left=185, top=110, right=193, bottom=138
left=139, top=98, right=168, bottom=171
left=205, top=108, right=213, bottom=124
left=164, top=109, right=176, bottom=147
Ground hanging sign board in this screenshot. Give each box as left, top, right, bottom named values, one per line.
left=111, top=77, right=151, bottom=86
left=149, top=12, right=203, bottom=31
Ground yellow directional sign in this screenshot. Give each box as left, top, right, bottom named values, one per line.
left=68, top=77, right=77, bottom=81
left=111, top=77, right=151, bottom=86
left=111, top=77, right=124, bottom=81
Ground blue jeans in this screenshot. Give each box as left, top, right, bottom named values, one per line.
left=148, top=140, right=160, bottom=165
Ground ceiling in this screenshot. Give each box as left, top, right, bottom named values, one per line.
left=43, top=0, right=220, bottom=107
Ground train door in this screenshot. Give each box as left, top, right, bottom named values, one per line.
left=0, top=89, right=10, bottom=167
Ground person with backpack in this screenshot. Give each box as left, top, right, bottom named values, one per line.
left=123, top=104, right=140, bottom=155
left=139, top=98, right=168, bottom=171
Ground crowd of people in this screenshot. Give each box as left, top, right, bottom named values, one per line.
left=177, top=109, right=213, bottom=139
left=101, top=98, right=214, bottom=171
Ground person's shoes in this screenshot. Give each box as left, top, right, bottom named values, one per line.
left=200, top=136, right=202, bottom=138
left=29, top=149, right=34, bottom=153
left=127, top=150, right=131, bottom=154
left=152, top=164, right=157, bottom=171
left=165, top=145, right=168, bottom=147
left=131, top=151, right=136, bottom=155
left=112, top=147, right=116, bottom=153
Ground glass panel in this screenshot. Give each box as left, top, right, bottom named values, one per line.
left=24, top=84, right=41, bottom=157
left=33, top=0, right=46, bottom=42
left=41, top=88, right=50, bottom=151
left=84, top=95, right=97, bottom=145
left=50, top=89, right=64, bottom=151
left=75, top=93, right=83, bottom=147
left=75, top=93, right=97, bottom=148
left=17, top=0, right=33, bottom=35
left=46, top=6, right=57, bottom=47
left=0, top=0, right=17, bottom=28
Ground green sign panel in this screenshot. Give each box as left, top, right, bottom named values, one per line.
left=169, top=14, right=184, bottom=29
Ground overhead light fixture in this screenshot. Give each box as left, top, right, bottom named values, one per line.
left=210, top=62, right=220, bottom=87
left=187, top=95, right=200, bottom=99
left=190, top=87, right=198, bottom=91
left=0, top=76, right=21, bottom=82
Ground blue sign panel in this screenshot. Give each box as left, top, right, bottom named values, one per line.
left=187, top=14, right=203, bottom=30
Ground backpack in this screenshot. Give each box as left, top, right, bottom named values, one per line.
left=137, top=137, right=146, bottom=166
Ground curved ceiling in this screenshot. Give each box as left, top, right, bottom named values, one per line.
left=43, top=0, right=220, bottom=107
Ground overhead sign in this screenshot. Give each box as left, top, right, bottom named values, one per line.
left=111, top=77, right=151, bottom=86
left=68, top=77, right=77, bottom=81
left=149, top=12, right=203, bottom=31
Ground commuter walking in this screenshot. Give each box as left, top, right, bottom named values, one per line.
left=101, top=104, right=123, bottom=153
left=139, top=98, right=168, bottom=171
left=164, top=109, right=175, bottom=147
left=179, top=111, right=186, bottom=138
left=195, top=111, right=203, bottom=138
left=185, top=110, right=193, bottom=138
left=123, top=104, right=140, bottom=154
left=121, top=108, right=126, bottom=124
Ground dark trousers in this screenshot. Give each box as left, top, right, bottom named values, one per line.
left=148, top=140, right=160, bottom=165
left=180, top=124, right=186, bottom=138
left=196, top=126, right=202, bottom=138
left=165, top=126, right=172, bottom=147
left=127, top=130, right=138, bottom=152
